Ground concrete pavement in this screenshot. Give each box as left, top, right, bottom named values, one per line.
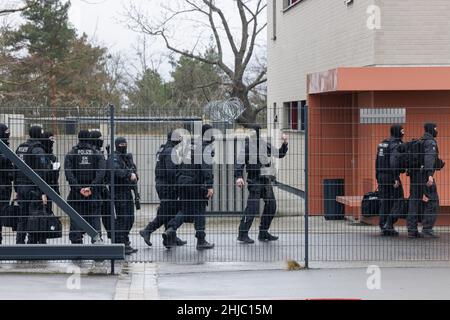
left=1, top=262, right=450, bottom=300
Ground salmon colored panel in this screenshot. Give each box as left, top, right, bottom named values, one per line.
left=308, top=88, right=450, bottom=223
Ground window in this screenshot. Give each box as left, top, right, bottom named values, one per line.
left=283, top=0, right=301, bottom=10
left=360, top=108, right=406, bottom=124
left=284, top=100, right=306, bottom=131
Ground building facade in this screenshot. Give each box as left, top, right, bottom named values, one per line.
left=268, top=0, right=450, bottom=195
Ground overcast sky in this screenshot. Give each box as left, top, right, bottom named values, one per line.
left=68, top=0, right=266, bottom=80
left=1, top=0, right=266, bottom=80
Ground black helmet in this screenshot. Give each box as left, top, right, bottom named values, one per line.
left=78, top=130, right=91, bottom=144
left=29, top=126, right=43, bottom=140
left=90, top=130, right=104, bottom=149
left=0, top=123, right=10, bottom=145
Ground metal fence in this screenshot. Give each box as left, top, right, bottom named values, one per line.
left=0, top=105, right=304, bottom=264
left=308, top=104, right=450, bottom=263
left=4, top=103, right=448, bottom=266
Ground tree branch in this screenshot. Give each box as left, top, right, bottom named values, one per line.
left=0, top=1, right=37, bottom=16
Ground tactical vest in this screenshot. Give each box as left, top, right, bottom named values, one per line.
left=155, top=144, right=167, bottom=180
left=70, top=144, right=97, bottom=185
left=376, top=139, right=395, bottom=173
left=177, top=142, right=202, bottom=186
left=15, top=140, right=49, bottom=186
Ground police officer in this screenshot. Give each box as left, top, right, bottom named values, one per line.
left=407, top=123, right=444, bottom=239
left=15, top=126, right=50, bottom=244
left=376, top=124, right=405, bottom=237
left=139, top=130, right=187, bottom=247
left=0, top=124, right=13, bottom=245
left=163, top=125, right=215, bottom=250
left=65, top=130, right=106, bottom=244
left=235, top=127, right=289, bottom=244
left=112, top=137, right=138, bottom=255
left=89, top=130, right=111, bottom=239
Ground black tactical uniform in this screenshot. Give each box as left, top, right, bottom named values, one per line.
left=111, top=137, right=138, bottom=255
left=65, top=130, right=106, bottom=244
left=0, top=124, right=13, bottom=245
left=163, top=125, right=215, bottom=250
left=89, top=131, right=111, bottom=239
left=235, top=128, right=289, bottom=244
left=407, top=123, right=444, bottom=238
left=15, top=126, right=51, bottom=244
left=140, top=131, right=187, bottom=247
left=376, top=125, right=405, bottom=237
left=35, top=131, right=60, bottom=244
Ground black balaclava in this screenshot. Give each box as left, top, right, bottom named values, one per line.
left=41, top=131, right=55, bottom=154
left=0, top=123, right=10, bottom=146
left=29, top=126, right=43, bottom=140
left=115, top=137, right=128, bottom=154
left=425, top=123, right=438, bottom=138
left=90, top=131, right=104, bottom=150
left=391, top=124, right=404, bottom=139
left=78, top=130, right=91, bottom=145
left=167, top=130, right=182, bottom=145
left=202, top=124, right=215, bottom=143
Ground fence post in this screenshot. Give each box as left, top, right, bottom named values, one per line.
left=304, top=105, right=309, bottom=269
left=109, top=105, right=116, bottom=275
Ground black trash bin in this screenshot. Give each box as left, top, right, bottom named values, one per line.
left=323, top=179, right=345, bottom=221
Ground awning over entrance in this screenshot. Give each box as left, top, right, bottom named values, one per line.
left=308, top=67, right=450, bottom=94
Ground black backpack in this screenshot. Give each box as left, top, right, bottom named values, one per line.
left=405, top=139, right=425, bottom=170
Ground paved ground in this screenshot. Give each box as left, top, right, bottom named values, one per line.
left=156, top=264, right=450, bottom=300
left=3, top=216, right=450, bottom=263
left=2, top=262, right=450, bottom=300
left=0, top=274, right=118, bottom=300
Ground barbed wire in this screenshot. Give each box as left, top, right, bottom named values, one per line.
left=204, top=97, right=245, bottom=124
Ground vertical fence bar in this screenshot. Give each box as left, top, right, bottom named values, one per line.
left=304, top=105, right=309, bottom=269
left=109, top=105, right=116, bottom=274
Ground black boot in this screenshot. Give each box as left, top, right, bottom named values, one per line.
left=125, top=244, right=138, bottom=255
left=421, top=230, right=439, bottom=239
left=162, top=228, right=177, bottom=249
left=408, top=231, right=423, bottom=239
left=237, top=233, right=255, bottom=244
left=139, top=229, right=152, bottom=247
left=176, top=237, right=188, bottom=246
left=382, top=225, right=399, bottom=237
left=258, top=231, right=279, bottom=242
left=196, top=238, right=215, bottom=251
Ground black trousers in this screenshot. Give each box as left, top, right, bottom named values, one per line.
left=408, top=171, right=439, bottom=233
left=16, top=188, right=45, bottom=244
left=68, top=191, right=101, bottom=244
left=377, top=174, right=403, bottom=230
left=144, top=185, right=179, bottom=233
left=113, top=190, right=135, bottom=245
left=239, top=178, right=277, bottom=236
left=167, top=187, right=207, bottom=240
left=0, top=186, right=12, bottom=244
left=99, top=187, right=112, bottom=239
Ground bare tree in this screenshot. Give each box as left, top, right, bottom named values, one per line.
left=124, top=0, right=267, bottom=126
left=0, top=0, right=37, bottom=16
